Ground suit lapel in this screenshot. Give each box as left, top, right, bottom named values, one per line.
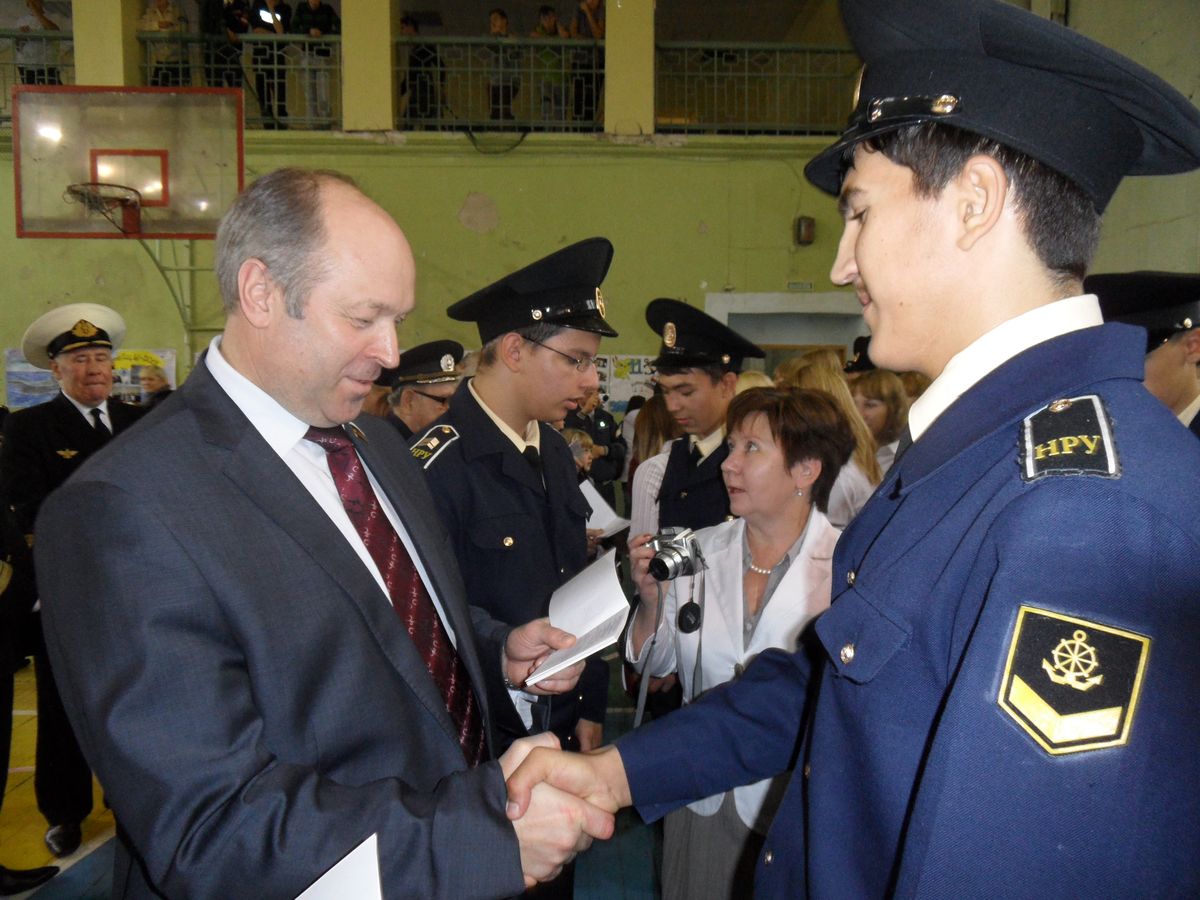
left=184, top=362, right=466, bottom=750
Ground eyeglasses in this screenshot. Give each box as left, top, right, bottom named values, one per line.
left=411, top=389, right=451, bottom=407
left=525, top=338, right=597, bottom=373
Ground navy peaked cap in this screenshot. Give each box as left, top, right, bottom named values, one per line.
left=646, top=299, right=764, bottom=372
left=448, top=238, right=618, bottom=344
left=1087, top=271, right=1200, bottom=353
left=805, top=0, right=1200, bottom=211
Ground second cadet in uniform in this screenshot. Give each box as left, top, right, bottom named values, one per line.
left=628, top=299, right=764, bottom=538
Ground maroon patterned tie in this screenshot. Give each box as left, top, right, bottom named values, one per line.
left=305, top=425, right=485, bottom=766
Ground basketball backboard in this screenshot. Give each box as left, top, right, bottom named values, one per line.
left=14, top=86, right=244, bottom=239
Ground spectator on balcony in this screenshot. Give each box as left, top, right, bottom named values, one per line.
left=250, top=0, right=292, bottom=129
left=15, top=0, right=62, bottom=86
left=486, top=8, right=521, bottom=124
left=569, top=0, right=604, bottom=129
left=531, top=5, right=568, bottom=126
left=290, top=0, right=339, bottom=127
left=200, top=0, right=248, bottom=89
left=400, top=15, right=442, bottom=128
left=140, top=0, right=189, bottom=87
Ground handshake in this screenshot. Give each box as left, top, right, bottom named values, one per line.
left=499, top=735, right=633, bottom=889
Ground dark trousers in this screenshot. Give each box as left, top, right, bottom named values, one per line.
left=253, top=48, right=289, bottom=127
left=204, top=45, right=243, bottom=88
left=33, top=623, right=92, bottom=827
left=490, top=83, right=517, bottom=120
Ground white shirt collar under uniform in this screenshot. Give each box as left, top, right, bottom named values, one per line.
left=469, top=377, right=541, bottom=453
left=690, top=426, right=726, bottom=463
left=908, top=294, right=1103, bottom=441
left=1177, top=392, right=1200, bottom=428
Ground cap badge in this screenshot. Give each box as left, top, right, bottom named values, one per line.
left=71, top=319, right=99, bottom=339
left=594, top=287, right=606, bottom=318
left=721, top=354, right=731, bottom=364
left=664, top=322, right=677, bottom=349
left=531, top=309, right=544, bottom=321
left=440, top=354, right=455, bottom=372
left=931, top=94, right=959, bottom=115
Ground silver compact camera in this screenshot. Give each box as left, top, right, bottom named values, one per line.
left=646, top=527, right=704, bottom=581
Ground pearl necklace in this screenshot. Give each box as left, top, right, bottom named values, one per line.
left=747, top=559, right=776, bottom=576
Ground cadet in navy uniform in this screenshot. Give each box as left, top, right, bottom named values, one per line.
left=0, top=304, right=144, bottom=859
left=563, top=386, right=625, bottom=508
left=630, top=300, right=764, bottom=537
left=508, top=1, right=1200, bottom=896
left=1088, top=271, right=1200, bottom=439
left=383, top=339, right=465, bottom=441
left=412, top=238, right=616, bottom=755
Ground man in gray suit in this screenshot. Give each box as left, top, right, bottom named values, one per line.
left=35, top=167, right=612, bottom=899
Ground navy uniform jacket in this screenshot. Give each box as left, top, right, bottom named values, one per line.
left=387, top=412, right=413, bottom=442
left=618, top=324, right=1200, bottom=898
left=1189, top=410, right=1200, bottom=440
left=657, top=437, right=731, bottom=530
left=412, top=380, right=606, bottom=750
left=1, top=392, right=145, bottom=534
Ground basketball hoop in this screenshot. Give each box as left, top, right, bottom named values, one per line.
left=64, top=182, right=142, bottom=235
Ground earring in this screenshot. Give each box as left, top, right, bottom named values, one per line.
left=795, top=488, right=804, bottom=497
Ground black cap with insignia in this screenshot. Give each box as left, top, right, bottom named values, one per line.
left=1087, top=271, right=1200, bottom=353
left=448, top=238, right=618, bottom=344
left=804, top=0, right=1200, bottom=212
left=646, top=299, right=764, bottom=373
left=844, top=335, right=875, bottom=373
left=376, top=339, right=465, bottom=389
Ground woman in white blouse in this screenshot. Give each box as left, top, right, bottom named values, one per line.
left=852, top=368, right=910, bottom=475
left=626, top=387, right=854, bottom=900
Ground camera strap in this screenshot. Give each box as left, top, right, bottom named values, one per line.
left=632, top=579, right=667, bottom=729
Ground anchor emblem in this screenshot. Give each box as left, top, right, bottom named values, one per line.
left=1042, top=629, right=1103, bottom=692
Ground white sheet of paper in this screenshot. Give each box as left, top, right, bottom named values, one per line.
left=296, top=833, right=382, bottom=900
left=580, top=479, right=631, bottom=538
left=525, top=548, right=630, bottom=687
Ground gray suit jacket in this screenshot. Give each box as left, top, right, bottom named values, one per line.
left=36, top=358, right=527, bottom=899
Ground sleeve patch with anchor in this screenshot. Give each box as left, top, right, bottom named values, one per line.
left=410, top=425, right=459, bottom=469
left=997, top=606, right=1150, bottom=755
left=1020, top=394, right=1119, bottom=482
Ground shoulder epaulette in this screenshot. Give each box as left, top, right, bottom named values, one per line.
left=410, top=424, right=459, bottom=470
left=1019, top=394, right=1119, bottom=482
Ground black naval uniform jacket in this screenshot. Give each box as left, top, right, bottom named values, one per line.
left=386, top=412, right=413, bottom=442
left=1, top=392, right=145, bottom=536
left=657, top=437, right=732, bottom=531
left=411, top=380, right=606, bottom=751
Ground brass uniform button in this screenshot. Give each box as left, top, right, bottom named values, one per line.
left=679, top=490, right=689, bottom=499
left=840, top=643, right=856, bottom=665
left=846, top=569, right=856, bottom=586
left=803, top=763, right=811, bottom=778
left=763, top=849, right=774, bottom=865
left=502, top=536, right=514, bottom=547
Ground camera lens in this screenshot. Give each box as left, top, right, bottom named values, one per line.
left=650, top=548, right=684, bottom=581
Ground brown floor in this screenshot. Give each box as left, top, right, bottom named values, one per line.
left=2, top=665, right=114, bottom=872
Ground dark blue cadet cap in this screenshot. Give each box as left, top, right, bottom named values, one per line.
left=375, top=339, right=465, bottom=388
left=448, top=238, right=618, bottom=344
left=1087, top=271, right=1200, bottom=354
left=646, top=298, right=764, bottom=372
left=804, top=0, right=1200, bottom=212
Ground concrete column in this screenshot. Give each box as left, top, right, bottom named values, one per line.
left=604, top=0, right=655, bottom=136
left=72, top=0, right=144, bottom=86
left=342, top=0, right=396, bottom=130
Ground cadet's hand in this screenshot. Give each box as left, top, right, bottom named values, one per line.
left=507, top=745, right=631, bottom=821
left=505, top=618, right=582, bottom=695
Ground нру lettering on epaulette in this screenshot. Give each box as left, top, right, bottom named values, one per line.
left=1019, top=395, right=1119, bottom=482
left=410, top=424, right=459, bottom=469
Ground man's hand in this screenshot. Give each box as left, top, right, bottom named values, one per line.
left=574, top=718, right=603, bottom=752
left=505, top=618, right=583, bottom=695
left=507, top=745, right=631, bottom=823
left=512, top=781, right=613, bottom=887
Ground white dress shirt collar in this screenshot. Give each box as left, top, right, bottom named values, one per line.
left=205, top=336, right=312, bottom=455
left=468, top=377, right=540, bottom=452
left=908, top=294, right=1103, bottom=441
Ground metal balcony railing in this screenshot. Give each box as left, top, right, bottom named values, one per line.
left=395, top=35, right=604, bottom=133
left=138, top=33, right=342, bottom=131
left=656, top=42, right=859, bottom=136
left=0, top=29, right=75, bottom=122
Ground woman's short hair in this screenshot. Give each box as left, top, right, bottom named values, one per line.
left=726, top=387, right=854, bottom=514
left=851, top=369, right=909, bottom=445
